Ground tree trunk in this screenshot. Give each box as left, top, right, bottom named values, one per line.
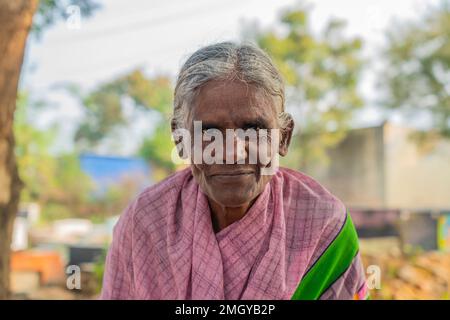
left=0, top=0, right=37, bottom=299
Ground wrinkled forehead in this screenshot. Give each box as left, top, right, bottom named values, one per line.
left=187, top=80, right=279, bottom=129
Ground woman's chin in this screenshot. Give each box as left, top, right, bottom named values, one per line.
left=207, top=189, right=254, bottom=207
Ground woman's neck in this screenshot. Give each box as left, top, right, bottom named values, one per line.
left=207, top=197, right=256, bottom=233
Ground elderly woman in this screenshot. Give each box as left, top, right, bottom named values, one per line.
left=100, top=42, right=368, bottom=300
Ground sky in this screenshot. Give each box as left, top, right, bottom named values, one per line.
left=21, top=0, right=438, bottom=154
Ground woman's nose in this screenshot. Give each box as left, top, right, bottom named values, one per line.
left=224, top=131, right=247, bottom=164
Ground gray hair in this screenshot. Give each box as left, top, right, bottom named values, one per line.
left=172, top=41, right=291, bottom=130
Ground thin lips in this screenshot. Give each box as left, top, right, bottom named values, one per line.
left=209, top=170, right=254, bottom=177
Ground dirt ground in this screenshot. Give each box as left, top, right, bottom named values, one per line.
left=360, top=237, right=450, bottom=300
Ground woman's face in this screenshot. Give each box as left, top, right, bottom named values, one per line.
left=184, top=79, right=292, bottom=207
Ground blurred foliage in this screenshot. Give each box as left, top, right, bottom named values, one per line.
left=139, top=122, right=176, bottom=173
left=380, top=1, right=450, bottom=139
left=14, top=92, right=59, bottom=203
left=256, top=4, right=363, bottom=169
left=254, top=2, right=364, bottom=171
left=72, top=69, right=176, bottom=176
left=85, top=177, right=144, bottom=221
left=93, top=249, right=107, bottom=294
left=14, top=92, right=145, bottom=222
left=14, top=93, right=94, bottom=220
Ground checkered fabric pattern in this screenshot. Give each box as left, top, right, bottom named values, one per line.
left=100, top=167, right=366, bottom=300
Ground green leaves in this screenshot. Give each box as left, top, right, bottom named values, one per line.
left=71, top=69, right=176, bottom=176
left=380, top=3, right=450, bottom=139
left=255, top=5, right=364, bottom=170
left=72, top=70, right=173, bottom=153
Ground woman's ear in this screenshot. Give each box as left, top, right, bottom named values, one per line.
left=279, top=114, right=294, bottom=157
left=171, top=118, right=187, bottom=159
left=170, top=118, right=178, bottom=133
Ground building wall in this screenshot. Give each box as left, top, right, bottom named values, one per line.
left=316, top=123, right=450, bottom=210
left=315, top=125, right=386, bottom=208
left=384, top=123, right=450, bottom=209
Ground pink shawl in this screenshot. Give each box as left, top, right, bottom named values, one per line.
left=100, top=167, right=366, bottom=299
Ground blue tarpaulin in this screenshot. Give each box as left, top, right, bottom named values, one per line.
left=79, top=154, right=152, bottom=193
